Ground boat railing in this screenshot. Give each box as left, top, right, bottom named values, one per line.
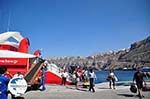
left=47, top=64, right=60, bottom=74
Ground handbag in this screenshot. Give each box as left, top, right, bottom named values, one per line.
left=114, top=75, right=118, bottom=81
left=130, top=83, right=137, bottom=93
left=106, top=75, right=112, bottom=81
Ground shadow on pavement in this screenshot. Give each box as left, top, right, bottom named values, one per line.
left=98, top=87, right=110, bottom=89
left=117, top=94, right=135, bottom=97
left=66, top=86, right=88, bottom=92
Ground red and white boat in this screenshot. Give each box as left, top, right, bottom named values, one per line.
left=45, top=63, right=71, bottom=84
left=0, top=31, right=71, bottom=85
left=0, top=31, right=36, bottom=76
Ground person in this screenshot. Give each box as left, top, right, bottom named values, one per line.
left=82, top=68, right=88, bottom=82
left=61, top=70, right=68, bottom=86
left=34, top=49, right=41, bottom=57
left=13, top=72, right=24, bottom=78
left=40, top=65, right=47, bottom=91
left=72, top=71, right=79, bottom=89
left=12, top=72, right=25, bottom=99
left=75, top=66, right=82, bottom=81
left=88, top=69, right=96, bottom=92
left=3, top=67, right=13, bottom=79
left=0, top=66, right=10, bottom=99
left=107, top=69, right=117, bottom=89
left=133, top=67, right=146, bottom=98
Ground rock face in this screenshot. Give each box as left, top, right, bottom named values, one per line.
left=118, top=36, right=150, bottom=67
left=47, top=36, right=150, bottom=70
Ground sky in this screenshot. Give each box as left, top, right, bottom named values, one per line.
left=0, top=0, right=150, bottom=57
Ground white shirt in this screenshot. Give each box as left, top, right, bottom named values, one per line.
left=109, top=72, right=114, bottom=76
left=62, top=72, right=68, bottom=78
left=13, top=74, right=24, bottom=78
left=89, top=72, right=96, bottom=79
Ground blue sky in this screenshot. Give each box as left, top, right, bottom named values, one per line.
left=0, top=0, right=150, bottom=57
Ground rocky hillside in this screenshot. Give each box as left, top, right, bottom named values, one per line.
left=118, top=36, right=150, bottom=66
left=47, top=36, right=150, bottom=70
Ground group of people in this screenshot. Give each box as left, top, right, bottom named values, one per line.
left=61, top=66, right=148, bottom=97
left=1, top=64, right=148, bottom=98
left=61, top=66, right=97, bottom=93
left=106, top=68, right=148, bottom=98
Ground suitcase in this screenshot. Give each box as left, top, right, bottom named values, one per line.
left=142, top=85, right=150, bottom=91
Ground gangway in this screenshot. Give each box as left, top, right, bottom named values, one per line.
left=24, top=58, right=45, bottom=85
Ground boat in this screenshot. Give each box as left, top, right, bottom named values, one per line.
left=45, top=63, right=71, bottom=84
left=0, top=31, right=71, bottom=85
left=0, top=31, right=45, bottom=86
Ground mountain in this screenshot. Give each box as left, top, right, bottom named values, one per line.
left=47, top=36, right=150, bottom=70
left=118, top=36, right=150, bottom=66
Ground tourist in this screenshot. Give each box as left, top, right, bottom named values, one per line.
left=12, top=72, right=25, bottom=99
left=107, top=69, right=117, bottom=89
left=72, top=71, right=79, bottom=89
left=133, top=67, right=146, bottom=98
left=82, top=68, right=88, bottom=82
left=75, top=66, right=82, bottom=81
left=0, top=66, right=10, bottom=99
left=13, top=72, right=24, bottom=78
left=61, top=70, right=68, bottom=86
left=3, top=67, right=13, bottom=79
left=40, top=65, right=47, bottom=91
left=88, top=69, right=96, bottom=92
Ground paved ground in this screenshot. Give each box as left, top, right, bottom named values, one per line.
left=8, top=82, right=150, bottom=99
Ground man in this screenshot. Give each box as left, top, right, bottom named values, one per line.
left=40, top=65, right=47, bottom=91
left=133, top=67, right=146, bottom=98
left=0, top=67, right=10, bottom=99
left=88, top=69, right=96, bottom=92
left=61, top=70, right=68, bottom=86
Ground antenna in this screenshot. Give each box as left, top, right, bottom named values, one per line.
left=7, top=11, right=11, bottom=32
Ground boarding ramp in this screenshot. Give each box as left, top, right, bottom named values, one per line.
left=24, top=58, right=45, bottom=84
left=47, top=63, right=61, bottom=76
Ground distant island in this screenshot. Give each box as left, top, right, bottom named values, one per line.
left=46, top=36, right=150, bottom=70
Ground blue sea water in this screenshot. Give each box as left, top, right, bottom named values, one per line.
left=95, top=69, right=150, bottom=84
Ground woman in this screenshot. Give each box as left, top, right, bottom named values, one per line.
left=107, top=69, right=117, bottom=89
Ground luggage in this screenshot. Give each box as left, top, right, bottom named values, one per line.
left=106, top=75, right=112, bottom=81
left=130, top=83, right=137, bottom=93
left=114, top=76, right=118, bottom=81
left=82, top=81, right=90, bottom=88
left=142, top=85, right=150, bottom=91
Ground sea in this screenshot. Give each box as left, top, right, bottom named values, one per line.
left=95, top=69, right=150, bottom=84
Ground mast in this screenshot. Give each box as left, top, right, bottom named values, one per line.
left=7, top=11, right=11, bottom=32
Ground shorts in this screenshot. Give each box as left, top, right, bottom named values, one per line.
left=136, top=81, right=143, bottom=89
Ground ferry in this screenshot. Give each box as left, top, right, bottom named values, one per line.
left=0, top=31, right=71, bottom=86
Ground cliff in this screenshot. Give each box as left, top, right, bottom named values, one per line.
left=118, top=36, right=150, bottom=66
left=47, top=36, right=150, bottom=70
